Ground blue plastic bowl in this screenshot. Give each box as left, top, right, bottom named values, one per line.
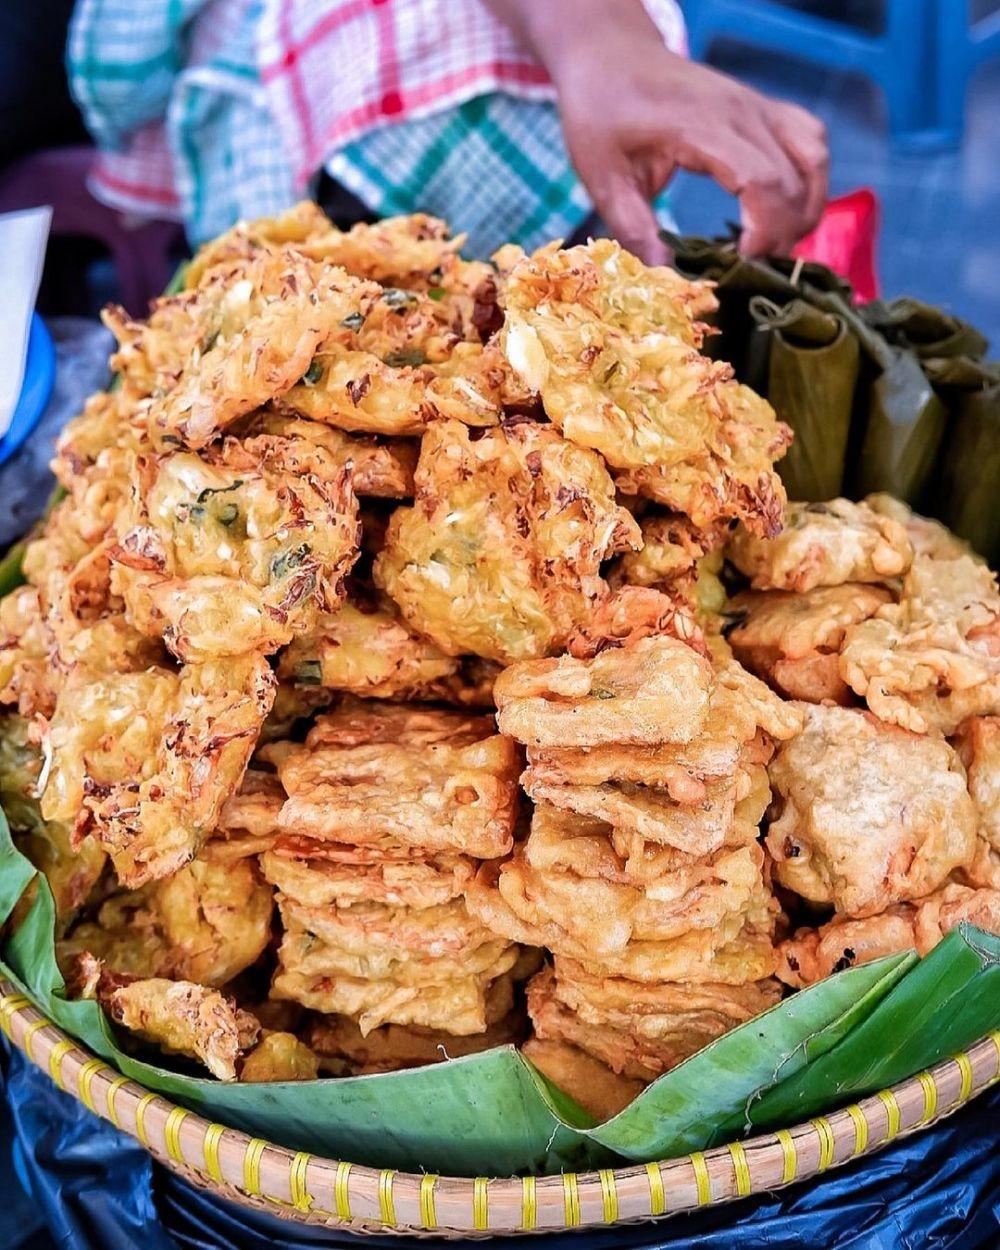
left=0, top=314, right=56, bottom=467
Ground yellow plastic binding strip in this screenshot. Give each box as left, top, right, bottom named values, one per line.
left=598, top=1169, right=619, bottom=1223
left=378, top=1169, right=396, bottom=1227
left=243, top=1138, right=267, bottom=1197
left=774, top=1129, right=797, bottom=1184
left=690, top=1152, right=712, bottom=1205
left=811, top=1117, right=835, bottom=1171
left=0, top=994, right=30, bottom=1036
left=289, top=1152, right=312, bottom=1214
left=333, top=1161, right=352, bottom=1221
left=563, top=1173, right=581, bottom=1227
left=846, top=1104, right=869, bottom=1156
left=48, top=1038, right=75, bottom=1089
left=728, top=1143, right=752, bottom=1197
left=134, top=1093, right=157, bottom=1148
left=917, top=1072, right=938, bottom=1124
left=21, top=1018, right=47, bottom=1062
left=645, top=1162, right=665, bottom=1216
left=164, top=1107, right=188, bottom=1165
left=106, top=1076, right=130, bottom=1129
left=418, top=1174, right=437, bottom=1230
left=877, top=1090, right=901, bottom=1141
left=77, top=1058, right=106, bottom=1114
left=521, top=1176, right=537, bottom=1231
left=954, top=1052, right=974, bottom=1104
left=203, top=1123, right=225, bottom=1183
left=473, top=1176, right=489, bottom=1231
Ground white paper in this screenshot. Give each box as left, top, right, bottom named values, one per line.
left=0, top=206, right=53, bottom=437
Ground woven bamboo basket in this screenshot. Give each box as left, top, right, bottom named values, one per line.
left=2, top=976, right=997, bottom=1238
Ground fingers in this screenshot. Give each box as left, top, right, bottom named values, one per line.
left=770, top=102, right=830, bottom=236
left=569, top=140, right=670, bottom=265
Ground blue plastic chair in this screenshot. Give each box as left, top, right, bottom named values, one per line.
left=682, top=0, right=1000, bottom=151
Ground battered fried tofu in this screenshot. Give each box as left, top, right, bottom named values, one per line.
left=501, top=240, right=790, bottom=535
left=261, top=843, right=473, bottom=910
left=527, top=963, right=782, bottom=1082
left=58, top=854, right=273, bottom=987
left=40, top=654, right=275, bottom=887
left=147, top=257, right=380, bottom=449
left=485, top=803, right=774, bottom=953
left=466, top=859, right=777, bottom=983
left=954, top=717, right=1000, bottom=887
left=107, top=978, right=260, bottom=1080
left=375, top=418, right=640, bottom=663
left=214, top=769, right=285, bottom=853
left=307, top=996, right=526, bottom=1075
left=260, top=703, right=519, bottom=858
left=110, top=433, right=360, bottom=660
left=239, top=1031, right=320, bottom=1082
left=522, top=1037, right=644, bottom=1119
left=766, top=704, right=977, bottom=916
left=728, top=584, right=893, bottom=705
left=840, top=551, right=1000, bottom=735
left=728, top=498, right=913, bottom=593
left=494, top=636, right=714, bottom=748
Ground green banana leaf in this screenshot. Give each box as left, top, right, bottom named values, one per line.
left=863, top=298, right=989, bottom=362
left=924, top=357, right=1000, bottom=565
left=747, top=297, right=859, bottom=502
left=3, top=806, right=1000, bottom=1176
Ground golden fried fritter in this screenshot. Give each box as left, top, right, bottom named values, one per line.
left=766, top=703, right=977, bottom=916
left=300, top=698, right=495, bottom=749
left=41, top=655, right=275, bottom=887
left=261, top=843, right=473, bottom=910
left=466, top=859, right=777, bottom=983
left=0, top=586, right=56, bottom=717
left=527, top=963, right=781, bottom=1082
left=954, top=717, right=1000, bottom=887
left=214, top=768, right=285, bottom=852
left=728, top=498, right=913, bottom=592
left=111, top=432, right=360, bottom=661
left=728, top=584, right=893, bottom=705
left=494, top=636, right=714, bottom=748
left=58, top=853, right=272, bottom=987
left=522, top=1037, right=644, bottom=1119
left=502, top=240, right=789, bottom=536
left=865, top=494, right=974, bottom=561
left=375, top=418, right=639, bottom=663
left=239, top=1031, right=320, bottom=1082
left=566, top=586, right=709, bottom=659
left=260, top=704, right=519, bottom=859
left=840, top=551, right=1000, bottom=735
left=777, top=882, right=1000, bottom=988
left=107, top=978, right=260, bottom=1080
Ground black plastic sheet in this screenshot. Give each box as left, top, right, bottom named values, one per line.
left=3, top=1040, right=999, bottom=1250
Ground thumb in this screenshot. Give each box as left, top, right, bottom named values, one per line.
left=572, top=144, right=669, bottom=266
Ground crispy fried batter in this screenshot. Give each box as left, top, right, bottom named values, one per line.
left=954, top=717, right=1000, bottom=887
left=107, top=978, right=259, bottom=1080
left=261, top=843, right=473, bottom=910
left=527, top=963, right=782, bottom=1082
left=239, top=1031, right=320, bottom=1082
left=522, top=1037, right=643, bottom=1119
left=0, top=586, right=56, bottom=717
left=865, top=494, right=974, bottom=561
left=41, top=655, right=275, bottom=887
left=728, top=584, right=893, bottom=705
left=110, top=433, right=360, bottom=661
left=494, top=636, right=714, bottom=748
left=728, top=498, right=913, bottom=592
left=839, top=551, right=1000, bottom=734
left=375, top=418, right=639, bottom=663
left=766, top=703, right=977, bottom=916
left=501, top=240, right=789, bottom=535
left=260, top=702, right=519, bottom=857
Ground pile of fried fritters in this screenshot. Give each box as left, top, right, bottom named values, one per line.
left=0, top=204, right=997, bottom=1118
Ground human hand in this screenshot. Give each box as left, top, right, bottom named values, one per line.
left=485, top=0, right=828, bottom=263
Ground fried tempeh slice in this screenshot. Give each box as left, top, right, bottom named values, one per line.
left=107, top=978, right=260, bottom=1080
left=766, top=703, right=977, bottom=917
left=260, top=702, right=520, bottom=858
left=375, top=418, right=640, bottom=664
left=839, top=550, right=1000, bottom=735
left=527, top=963, right=782, bottom=1082
left=727, top=583, right=893, bottom=705
left=40, top=654, right=275, bottom=887
left=727, top=498, right=913, bottom=592
left=110, top=431, right=360, bottom=661
left=494, top=636, right=714, bottom=748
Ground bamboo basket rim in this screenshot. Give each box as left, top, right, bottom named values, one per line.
left=1, top=976, right=997, bottom=1238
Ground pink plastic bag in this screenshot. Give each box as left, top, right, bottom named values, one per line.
left=792, top=188, right=880, bottom=303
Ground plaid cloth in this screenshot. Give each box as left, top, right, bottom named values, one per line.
left=68, top=0, right=684, bottom=255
